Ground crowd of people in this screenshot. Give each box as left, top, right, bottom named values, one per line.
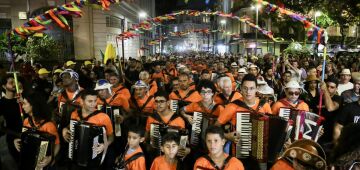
left=0, top=52, right=359, bottom=170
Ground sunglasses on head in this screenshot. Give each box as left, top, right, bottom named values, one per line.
left=288, top=91, right=300, bottom=96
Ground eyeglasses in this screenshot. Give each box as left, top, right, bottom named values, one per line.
left=200, top=90, right=213, bottom=94
left=241, top=87, right=257, bottom=92
left=287, top=91, right=300, bottom=96
left=155, top=100, right=167, bottom=103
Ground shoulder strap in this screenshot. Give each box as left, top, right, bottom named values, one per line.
left=114, top=86, right=126, bottom=94
left=140, top=95, right=154, bottom=112
left=131, top=96, right=141, bottom=112
left=183, top=89, right=196, bottom=100
left=174, top=90, right=182, bottom=99
left=28, top=117, right=49, bottom=130
left=218, top=93, right=228, bottom=104
left=78, top=110, right=101, bottom=122
left=108, top=93, right=120, bottom=105
left=202, top=155, right=220, bottom=170
left=122, top=152, right=144, bottom=167
left=211, top=104, right=220, bottom=114
left=232, top=99, right=266, bottom=113
left=150, top=112, right=181, bottom=125
left=278, top=98, right=302, bottom=110
left=222, top=156, right=233, bottom=170
left=228, top=92, right=236, bottom=103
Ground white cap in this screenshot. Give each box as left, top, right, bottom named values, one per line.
left=340, top=68, right=351, bottom=75
left=285, top=80, right=301, bottom=89
left=258, top=85, right=274, bottom=95
left=94, top=79, right=112, bottom=91
left=248, top=64, right=258, bottom=69
left=133, top=80, right=149, bottom=89
left=257, top=79, right=267, bottom=85
left=231, top=62, right=238, bottom=68
left=238, top=68, right=247, bottom=74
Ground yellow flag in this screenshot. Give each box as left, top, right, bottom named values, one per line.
left=104, top=43, right=116, bottom=64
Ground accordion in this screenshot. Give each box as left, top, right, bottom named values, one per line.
left=68, top=120, right=107, bottom=167
left=279, top=108, right=323, bottom=142
left=99, top=105, right=123, bottom=137
left=190, top=112, right=217, bottom=146
left=170, top=100, right=178, bottom=113
left=235, top=112, right=288, bottom=162
left=20, top=129, right=55, bottom=170
left=150, top=123, right=188, bottom=152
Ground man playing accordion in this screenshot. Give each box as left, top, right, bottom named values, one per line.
left=62, top=90, right=114, bottom=170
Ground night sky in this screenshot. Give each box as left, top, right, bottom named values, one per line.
left=155, top=0, right=217, bottom=16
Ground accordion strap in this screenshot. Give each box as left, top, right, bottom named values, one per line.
left=28, top=116, right=49, bottom=131
left=232, top=99, right=267, bottom=114
left=131, top=95, right=154, bottom=113
left=197, top=102, right=219, bottom=116
left=278, top=98, right=304, bottom=110
left=174, top=89, right=196, bottom=101
left=114, top=86, right=126, bottom=94
left=121, top=152, right=144, bottom=168
left=201, top=154, right=233, bottom=170
left=150, top=112, right=180, bottom=125
left=77, top=109, right=101, bottom=122
left=218, top=92, right=235, bottom=105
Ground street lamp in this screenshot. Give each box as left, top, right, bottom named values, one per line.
left=138, top=12, right=147, bottom=56
left=314, top=11, right=321, bottom=25
left=220, top=19, right=226, bottom=25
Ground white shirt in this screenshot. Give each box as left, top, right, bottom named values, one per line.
left=337, top=82, right=354, bottom=95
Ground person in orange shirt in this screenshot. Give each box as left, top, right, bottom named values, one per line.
left=129, top=80, right=155, bottom=126
left=115, top=125, right=146, bottom=170
left=271, top=80, right=309, bottom=116
left=193, top=125, right=244, bottom=170
left=150, top=133, right=184, bottom=170
left=57, top=69, right=83, bottom=129
left=14, top=93, right=60, bottom=169
left=169, top=73, right=202, bottom=109
left=139, top=71, right=158, bottom=96
left=215, top=74, right=272, bottom=169
left=214, top=76, right=242, bottom=105
left=146, top=90, right=186, bottom=133
left=94, top=79, right=130, bottom=169
left=152, top=62, right=168, bottom=86
left=109, top=72, right=131, bottom=101
left=62, top=90, right=114, bottom=169
left=164, top=61, right=178, bottom=80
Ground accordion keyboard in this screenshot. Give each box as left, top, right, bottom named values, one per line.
left=68, top=120, right=76, bottom=159
left=170, top=100, right=178, bottom=113
left=190, top=112, right=203, bottom=146
left=150, top=124, right=161, bottom=149
left=279, top=108, right=291, bottom=120
left=236, top=112, right=252, bottom=158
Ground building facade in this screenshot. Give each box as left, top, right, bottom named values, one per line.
left=0, top=0, right=155, bottom=62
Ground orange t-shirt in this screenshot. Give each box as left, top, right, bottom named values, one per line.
left=146, top=112, right=185, bottom=132
left=70, top=110, right=113, bottom=135
left=184, top=102, right=224, bottom=117
left=214, top=92, right=243, bottom=106
left=97, top=94, right=130, bottom=113
left=150, top=155, right=177, bottom=170
left=271, top=99, right=309, bottom=116
left=165, top=67, right=177, bottom=78
left=57, top=88, right=83, bottom=108
left=23, top=118, right=60, bottom=144
left=193, top=154, right=244, bottom=170
left=217, top=98, right=273, bottom=126
left=149, top=80, right=158, bottom=96
left=152, top=72, right=168, bottom=84
left=112, top=85, right=131, bottom=101
left=169, top=89, right=203, bottom=104
left=270, top=159, right=294, bottom=170
left=130, top=95, right=155, bottom=114
left=124, top=146, right=146, bottom=170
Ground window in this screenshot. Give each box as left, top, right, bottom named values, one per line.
left=106, top=15, right=122, bottom=28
